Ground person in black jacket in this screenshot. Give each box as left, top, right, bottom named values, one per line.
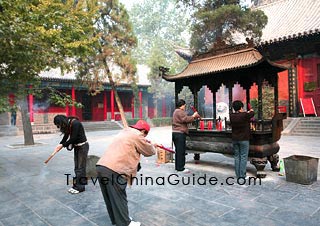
left=230, top=101, right=254, bottom=179
left=53, top=115, right=89, bottom=194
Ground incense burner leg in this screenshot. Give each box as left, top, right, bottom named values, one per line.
left=250, top=157, right=268, bottom=178
left=268, top=154, right=280, bottom=172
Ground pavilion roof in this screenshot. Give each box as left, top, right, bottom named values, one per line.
left=39, top=65, right=150, bottom=86
left=163, top=47, right=264, bottom=81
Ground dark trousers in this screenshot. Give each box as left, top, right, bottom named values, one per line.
left=11, top=114, right=16, bottom=126
left=73, top=142, right=89, bottom=191
left=96, top=165, right=130, bottom=226
left=172, top=132, right=187, bottom=171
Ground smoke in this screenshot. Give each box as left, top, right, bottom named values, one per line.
left=33, top=100, right=50, bottom=112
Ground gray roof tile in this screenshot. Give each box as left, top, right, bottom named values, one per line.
left=256, top=0, right=320, bottom=43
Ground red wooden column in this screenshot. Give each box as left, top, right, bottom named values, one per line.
left=28, top=86, right=34, bottom=123
left=71, top=86, right=76, bottom=116
left=111, top=89, right=115, bottom=120
left=103, top=91, right=107, bottom=121
left=139, top=90, right=142, bottom=119
left=297, top=58, right=304, bottom=101
left=65, top=106, right=69, bottom=116
left=131, top=96, right=135, bottom=119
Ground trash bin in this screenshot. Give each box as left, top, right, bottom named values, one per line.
left=284, top=155, right=319, bottom=185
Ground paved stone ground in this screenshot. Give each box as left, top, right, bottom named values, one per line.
left=0, top=127, right=320, bottom=226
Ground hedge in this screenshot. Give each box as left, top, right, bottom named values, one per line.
left=127, top=117, right=172, bottom=127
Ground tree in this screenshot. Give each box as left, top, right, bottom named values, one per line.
left=129, top=0, right=191, bottom=116
left=0, top=0, right=99, bottom=144
left=75, top=0, right=137, bottom=127
left=178, top=0, right=268, bottom=52
left=129, top=0, right=190, bottom=64
left=262, top=82, right=274, bottom=119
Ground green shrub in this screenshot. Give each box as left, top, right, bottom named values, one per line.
left=127, top=117, right=172, bottom=127
left=151, top=117, right=172, bottom=127
left=127, top=118, right=141, bottom=126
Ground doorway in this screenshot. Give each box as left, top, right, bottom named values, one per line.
left=82, top=93, right=92, bottom=121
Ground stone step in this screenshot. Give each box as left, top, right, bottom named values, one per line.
left=82, top=121, right=122, bottom=131
left=290, top=132, right=320, bottom=136
left=292, top=129, right=320, bottom=134
left=14, top=121, right=123, bottom=134
left=296, top=125, right=320, bottom=128
left=284, top=117, right=320, bottom=137
left=293, top=127, right=320, bottom=131
left=291, top=128, right=320, bottom=136
left=298, top=117, right=320, bottom=120
left=300, top=119, right=320, bottom=122
left=0, top=125, right=19, bottom=136
left=16, top=123, right=58, bottom=135
left=299, top=122, right=320, bottom=125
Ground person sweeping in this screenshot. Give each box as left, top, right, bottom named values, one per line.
left=53, top=114, right=89, bottom=194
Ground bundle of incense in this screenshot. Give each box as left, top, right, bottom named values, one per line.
left=191, top=106, right=202, bottom=120
left=146, top=140, right=175, bottom=153
left=190, top=106, right=197, bottom=113
left=156, top=144, right=175, bottom=153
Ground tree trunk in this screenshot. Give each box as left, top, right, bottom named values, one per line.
left=105, top=66, right=128, bottom=128
left=18, top=97, right=34, bottom=145
left=114, top=86, right=128, bottom=128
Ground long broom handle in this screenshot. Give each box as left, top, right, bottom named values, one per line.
left=44, top=149, right=59, bottom=164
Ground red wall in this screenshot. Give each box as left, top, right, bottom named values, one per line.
left=278, top=70, right=289, bottom=100
left=275, top=57, right=320, bottom=115
left=298, top=57, right=320, bottom=114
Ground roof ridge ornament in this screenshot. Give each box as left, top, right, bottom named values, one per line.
left=159, top=66, right=170, bottom=77
left=169, top=41, right=194, bottom=62
left=245, top=37, right=255, bottom=47
left=210, top=37, right=227, bottom=50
